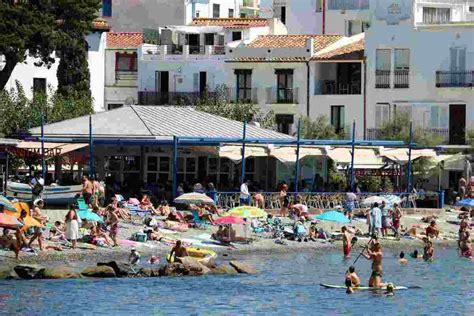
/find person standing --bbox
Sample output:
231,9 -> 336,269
91,177 -> 101,209
390,203 -> 402,238
370,203 -> 382,237
65,206 -> 82,249
177,183 -> 185,197
29,173 -> 44,204
107,206 -> 120,247
344,191 -> 357,221
341,226 -> 352,259
362,241 -> 385,288
279,184 -> 289,217
240,179 -> 251,206
380,201 -> 389,237
458,176 -> 467,200
27,199 -> 48,251
81,175 -> 93,206
207,182 -> 218,205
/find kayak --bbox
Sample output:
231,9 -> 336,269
167,247 -> 217,264
320,283 -> 410,290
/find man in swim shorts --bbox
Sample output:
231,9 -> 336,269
363,241 -> 385,288
169,240 -> 189,263
342,226 -> 352,259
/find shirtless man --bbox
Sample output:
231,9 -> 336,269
458,227 -> 472,258
345,265 -> 361,294
425,220 -> 440,239
169,240 -> 189,263
341,226 -> 352,259
28,200 -> 48,251
423,240 -> 434,261
82,175 -> 94,206
363,241 -> 384,288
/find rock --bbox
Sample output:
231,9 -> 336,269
201,258 -> 217,269
81,265 -> 116,278
158,263 -> 188,277
229,261 -> 257,274
38,266 -> 81,279
211,264 -> 238,275
97,261 -> 132,277
179,257 -> 211,275
13,264 -> 45,279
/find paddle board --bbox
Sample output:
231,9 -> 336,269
320,284 -> 410,290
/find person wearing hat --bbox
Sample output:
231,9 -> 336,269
28,199 -> 48,251
129,248 -> 141,266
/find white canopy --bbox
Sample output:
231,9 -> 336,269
270,146 -> 324,164
327,148 -> 383,167
165,25 -> 224,35
379,148 -> 437,164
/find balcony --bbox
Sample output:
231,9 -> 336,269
436,70 -> 473,88
394,69 -> 409,89
367,127 -> 450,144
115,70 -> 138,81
266,87 -> 299,104
141,44 -> 226,59
227,87 -> 259,104
138,91 -> 219,105
375,70 -> 391,89
315,81 -> 361,95
328,0 -> 369,10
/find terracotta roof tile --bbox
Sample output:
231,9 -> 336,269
92,18 -> 110,30
312,37 -> 364,60
247,35 -> 343,50
107,32 -> 143,49
191,18 -> 268,28
226,57 -> 307,63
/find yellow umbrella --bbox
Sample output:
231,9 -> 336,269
223,206 -> 267,218
5,205 -> 43,229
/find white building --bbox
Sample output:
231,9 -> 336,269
138,18 -> 287,105
262,0 -> 370,35
240,0 -> 261,17
100,0 -> 242,32
365,0 -> 474,145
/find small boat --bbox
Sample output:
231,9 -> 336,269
320,283 -> 411,290
6,181 -> 82,205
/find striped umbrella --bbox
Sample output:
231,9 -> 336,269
223,206 -> 267,218
174,193 -> 215,204
457,199 -> 474,208
384,195 -> 402,206
0,213 -> 23,229
0,196 -> 16,212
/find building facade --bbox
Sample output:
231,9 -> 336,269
365,0 -> 474,145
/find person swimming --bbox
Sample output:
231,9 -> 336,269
399,251 -> 408,264
385,283 -> 395,296
410,249 -> 420,259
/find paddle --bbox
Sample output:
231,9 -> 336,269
351,235 -> 375,266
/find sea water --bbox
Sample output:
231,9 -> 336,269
0,248 -> 472,315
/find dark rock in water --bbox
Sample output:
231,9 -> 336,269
13,264 -> 45,279
97,261 -> 132,277
81,266 -> 116,278
37,266 -> 81,279
229,261 -> 257,274
159,263 -> 188,276
211,264 -> 238,275
179,257 -> 211,275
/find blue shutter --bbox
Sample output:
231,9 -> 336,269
102,0 -> 112,17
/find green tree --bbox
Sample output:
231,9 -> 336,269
300,115 -> 344,139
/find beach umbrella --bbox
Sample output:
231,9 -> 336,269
213,216 -> 247,226
457,198 -> 474,208
384,195 -> 402,206
362,196 -> 389,207
0,196 -> 16,212
314,211 -> 350,224
13,202 -> 30,213
224,206 -> 267,218
174,193 -> 215,204
0,213 -> 24,229
4,208 -> 43,229
78,210 -> 104,223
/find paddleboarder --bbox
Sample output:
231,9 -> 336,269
362,241 -> 385,288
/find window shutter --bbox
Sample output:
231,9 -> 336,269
155,71 -> 161,92
440,107 -> 448,128
340,107 -> 345,128
115,52 -> 119,70
193,73 -> 199,92
450,47 -> 458,71
375,105 -> 382,128
430,106 -> 440,128
459,48 -> 466,71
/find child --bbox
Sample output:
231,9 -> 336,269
345,266 -> 360,294
385,283 -> 395,296
423,240 -> 434,261
399,251 -> 408,264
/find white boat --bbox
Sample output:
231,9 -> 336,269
6,181 -> 82,205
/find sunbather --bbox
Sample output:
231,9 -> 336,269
140,194 -> 156,213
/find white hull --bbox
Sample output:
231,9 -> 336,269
6,181 -> 82,205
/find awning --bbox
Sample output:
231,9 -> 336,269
379,148 -> 436,164
436,153 -> 469,171
327,148 -> 383,167
218,145 -> 268,162
16,141 -> 88,157
165,25 -> 224,34
270,146 -> 324,164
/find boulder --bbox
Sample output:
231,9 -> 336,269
229,261 -> 257,274
201,258 -> 217,269
97,261 -> 132,277
179,257 -> 211,275
81,265 -> 116,278
211,264 -> 238,275
38,266 -> 81,279
158,263 -> 188,277
13,264 -> 45,279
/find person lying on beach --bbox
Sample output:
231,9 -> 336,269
90,224 -> 113,246
425,220 -> 440,239
49,221 -> 67,242
167,209 -> 185,222
196,204 -> 214,224
206,204 -> 223,216
106,197 -> 130,221
140,194 -> 156,213
155,201 -> 170,217
169,240 -> 189,263
399,251 -> 408,264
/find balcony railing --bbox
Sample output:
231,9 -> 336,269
227,87 -> 258,104
115,70 -> 138,82
375,70 -> 391,88
436,70 -> 473,88
138,91 -> 219,106
188,45 -> 205,55
367,127 -> 450,144
266,87 -> 299,104
328,0 -> 369,10
394,69 -> 409,88
315,81 -> 361,95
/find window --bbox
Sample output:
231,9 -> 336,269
394,49 -> 410,88
375,49 -> 391,88
33,78 -> 46,96
195,10 -> 200,18
430,106 -> 448,128
276,69 -> 294,103
470,6 -> 474,13
375,103 -> 390,128
316,0 -> 323,12
102,0 -> 112,17
213,4 -> 220,18
115,52 -> 137,71
204,33 -> 214,46
235,69 -> 252,102
232,31 -> 242,41
281,6 -> 286,24
422,7 -> 450,24
276,114 -> 294,135
107,104 -> 123,111
229,8 -> 234,18
331,106 -> 345,134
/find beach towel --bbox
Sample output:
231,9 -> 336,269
128,198 -> 140,206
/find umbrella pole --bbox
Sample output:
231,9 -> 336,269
241,121 -> 247,184
41,114 -> 46,181
350,120 -> 356,192
89,115 -> 94,177
294,118 -> 301,194
172,136 -> 178,201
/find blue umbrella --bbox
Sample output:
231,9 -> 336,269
314,211 -> 350,224
78,210 -> 104,223
456,199 -> 474,208
0,196 -> 16,212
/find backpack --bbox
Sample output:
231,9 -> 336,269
32,182 -> 43,196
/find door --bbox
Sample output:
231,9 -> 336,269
449,104 -> 466,145
199,72 -> 207,94
156,71 -> 169,105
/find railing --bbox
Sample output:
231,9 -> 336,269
328,0 -> 369,10
375,70 -> 391,88
138,91 -> 218,105
216,192 -> 418,210
227,87 -> 259,104
188,45 -> 205,55
115,70 -> 138,82
212,45 -> 225,55
394,69 -> 409,88
266,87 -> 299,104
367,127 -> 449,143
315,81 -> 361,95
436,70 -> 473,88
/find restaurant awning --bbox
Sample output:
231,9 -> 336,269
270,146 -> 324,164
16,141 -> 88,157
218,145 -> 268,162
327,148 -> 383,167
379,148 -> 436,164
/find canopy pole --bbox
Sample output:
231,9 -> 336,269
294,118 -> 302,193
406,121 -> 413,194
241,121 -> 247,184
89,115 -> 94,177
4,151 -> 9,193
172,136 -> 178,201
349,120 -> 356,192
41,114 -> 46,180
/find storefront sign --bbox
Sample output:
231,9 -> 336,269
355,169 -> 402,177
